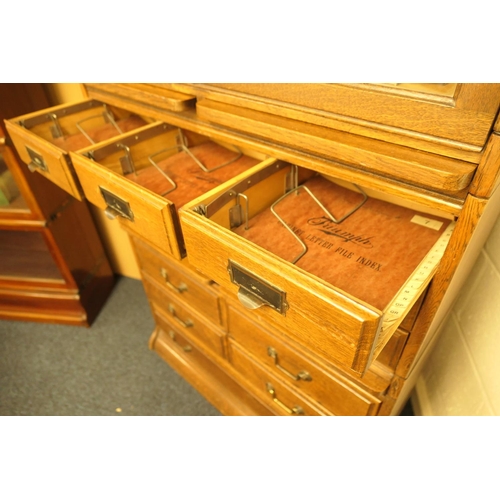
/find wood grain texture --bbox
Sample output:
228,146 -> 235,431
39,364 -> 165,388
192,83 -> 500,150
197,99 -> 477,194
133,236 -> 222,325
228,341 -> 332,416
70,149 -> 181,259
469,132 -> 500,198
219,286 -> 393,393
85,84 -> 467,216
226,302 -> 381,415
142,273 -> 226,358
396,194 -> 491,378
180,207 -> 382,375
6,119 -> 84,199
150,325 -> 274,416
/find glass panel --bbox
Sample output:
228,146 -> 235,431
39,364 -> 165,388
0,151 -> 29,212
0,230 -> 65,282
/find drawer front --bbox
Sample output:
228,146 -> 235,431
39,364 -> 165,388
153,309 -> 197,355
181,204 -> 381,375
144,275 -> 225,358
5,99 -> 149,200
70,122 -> 264,260
71,146 -> 183,259
227,303 -> 381,416
133,236 -> 221,325
191,83 -> 500,162
6,119 -> 83,200
228,341 -> 330,416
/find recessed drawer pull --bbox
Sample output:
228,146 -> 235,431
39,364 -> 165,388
168,304 -> 194,328
265,383 -> 304,415
160,268 -> 188,293
25,146 -> 49,173
99,187 -> 135,222
228,261 -> 288,315
267,347 -> 312,382
168,330 -> 192,352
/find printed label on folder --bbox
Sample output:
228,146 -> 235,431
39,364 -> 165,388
411,215 -> 444,231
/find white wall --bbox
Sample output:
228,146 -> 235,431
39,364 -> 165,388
413,214 -> 500,415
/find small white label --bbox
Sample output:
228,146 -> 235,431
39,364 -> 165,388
411,215 -> 443,231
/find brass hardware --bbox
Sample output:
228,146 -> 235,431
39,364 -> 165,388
25,146 -> 48,173
267,347 -> 312,382
266,383 -> 304,415
117,143 -> 135,175
49,113 -> 63,139
168,330 -> 192,352
228,260 -> 288,315
160,268 -> 188,293
192,204 -> 207,217
99,187 -> 134,222
229,192 -> 249,230
168,304 -> 193,328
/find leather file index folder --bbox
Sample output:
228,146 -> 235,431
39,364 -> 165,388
232,175 -> 454,313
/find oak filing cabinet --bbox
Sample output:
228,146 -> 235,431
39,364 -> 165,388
5,83 -> 500,415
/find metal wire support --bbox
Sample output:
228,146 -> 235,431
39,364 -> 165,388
75,105 -> 123,145
177,129 -> 243,173
271,172 -> 369,264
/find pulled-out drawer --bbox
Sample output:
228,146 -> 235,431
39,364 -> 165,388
144,274 -> 226,359
179,160 -> 456,375
5,99 -> 152,200
227,303 -> 381,416
133,236 -> 222,325
70,122 -> 263,259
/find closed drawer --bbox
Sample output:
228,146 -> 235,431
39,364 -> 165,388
192,83 -> 500,166
180,160 -> 455,375
70,122 -> 263,259
228,340 -> 330,416
153,307 -> 197,355
227,303 -> 381,416
144,275 -> 226,359
5,99 -> 151,200
133,236 -> 221,325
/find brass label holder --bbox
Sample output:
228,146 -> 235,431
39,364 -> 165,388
228,260 -> 288,315
99,186 -> 134,221
26,146 -> 49,173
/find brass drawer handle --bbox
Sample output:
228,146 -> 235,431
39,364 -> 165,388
104,207 -> 120,220
168,304 -> 193,328
266,383 -> 304,415
160,268 -> 188,293
267,347 -> 312,382
168,330 -> 192,352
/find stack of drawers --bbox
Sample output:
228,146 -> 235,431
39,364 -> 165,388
131,234 -> 414,416
6,83 -> 500,415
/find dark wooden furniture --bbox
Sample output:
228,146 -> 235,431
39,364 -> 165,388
0,84 -> 114,326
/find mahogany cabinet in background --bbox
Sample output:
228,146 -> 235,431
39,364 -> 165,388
0,84 -> 114,326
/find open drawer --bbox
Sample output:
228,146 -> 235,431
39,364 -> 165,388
5,99 -> 152,200
179,160 -> 456,375
70,122 -> 264,259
